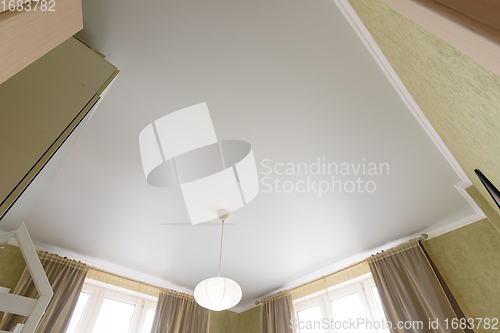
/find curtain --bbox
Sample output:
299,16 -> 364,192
261,293 -> 294,333
0,251 -> 87,333
151,290 -> 209,333
260,261 -> 371,333
369,240 -> 470,333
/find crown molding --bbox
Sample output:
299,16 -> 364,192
334,0 -> 472,185
243,205 -> 484,311
7,238 -> 195,297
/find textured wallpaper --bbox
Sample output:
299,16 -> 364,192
209,307 -> 260,333
0,244 -> 27,318
423,220 -> 500,330
349,0 -> 500,227
0,244 -> 26,292
236,307 -> 260,333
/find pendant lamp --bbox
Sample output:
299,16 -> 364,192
194,210 -> 242,311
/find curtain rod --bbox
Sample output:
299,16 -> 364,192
86,266 -> 163,290
86,266 -> 196,299
255,234 -> 428,305
37,249 -> 193,298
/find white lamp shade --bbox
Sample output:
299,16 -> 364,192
194,277 -> 242,311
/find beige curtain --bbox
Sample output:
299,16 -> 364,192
369,240 -> 468,333
0,251 -> 87,333
261,293 -> 294,333
151,290 -> 209,333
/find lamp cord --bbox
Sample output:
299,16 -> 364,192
218,220 -> 225,277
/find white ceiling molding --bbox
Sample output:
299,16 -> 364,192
243,209 -> 482,313
6,238 -> 196,297
0,224 -> 52,333
334,0 -> 470,183
333,0 -> 485,220
139,103 -> 260,224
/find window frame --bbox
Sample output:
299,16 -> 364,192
292,274 -> 388,333
68,279 -> 158,333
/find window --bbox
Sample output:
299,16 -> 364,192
293,274 -> 389,333
92,298 -> 136,333
66,279 -> 158,333
140,309 -> 156,333
370,286 -> 385,321
297,305 -> 323,333
330,292 -> 369,333
66,292 -> 90,333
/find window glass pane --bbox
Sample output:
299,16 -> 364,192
92,298 -> 135,333
371,286 -> 386,319
330,292 -> 368,333
66,292 -> 90,333
141,309 -> 156,333
371,286 -> 390,333
297,305 -> 323,333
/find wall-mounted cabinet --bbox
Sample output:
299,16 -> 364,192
0,36 -> 119,221
0,0 -> 84,85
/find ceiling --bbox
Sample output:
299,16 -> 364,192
0,0 -> 480,311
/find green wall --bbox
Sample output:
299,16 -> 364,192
423,185 -> 500,329
349,0 -> 500,227
209,310 -> 238,333
0,244 -> 27,318
423,219 -> 500,332
209,306 -> 260,333
0,244 -> 26,292
236,307 -> 260,333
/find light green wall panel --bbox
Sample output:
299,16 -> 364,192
209,307 -> 260,333
423,220 -> 500,331
0,36 -> 118,218
348,0 -> 500,226
209,310 -> 238,333
236,307 -> 260,333
0,244 -> 26,292
0,244 -> 27,318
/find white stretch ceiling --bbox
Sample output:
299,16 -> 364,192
1,0 -> 481,311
